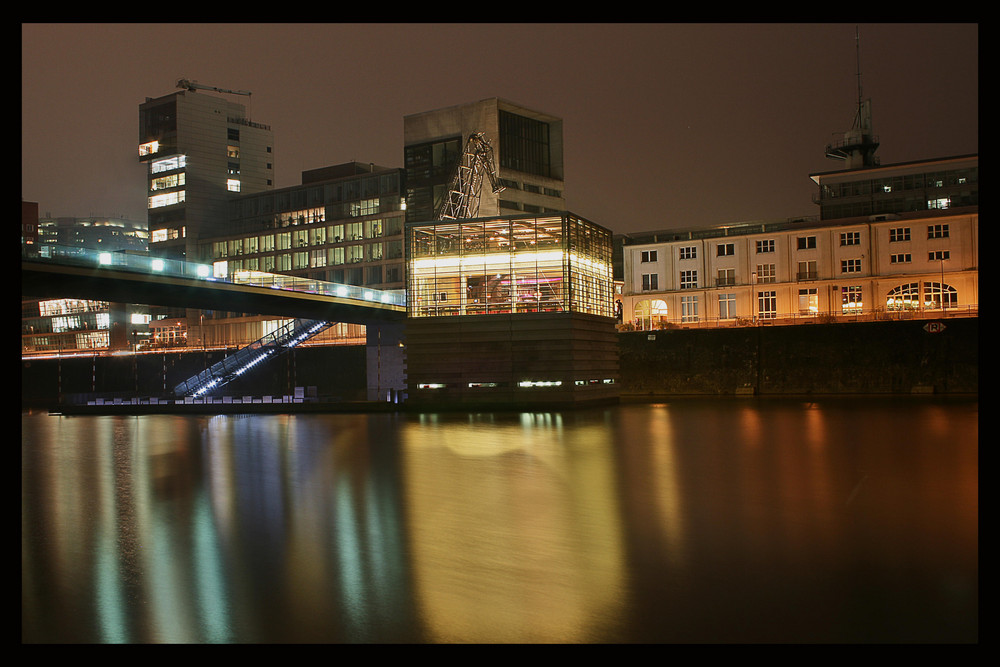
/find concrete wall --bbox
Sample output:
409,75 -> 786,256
405,311 -> 620,408
22,345 -> 367,408
619,317 -> 978,396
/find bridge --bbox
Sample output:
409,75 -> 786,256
21,247 -> 406,323
23,247 -> 407,399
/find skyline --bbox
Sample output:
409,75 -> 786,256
22,23 -> 978,235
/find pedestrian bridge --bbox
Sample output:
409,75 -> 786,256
21,246 -> 406,323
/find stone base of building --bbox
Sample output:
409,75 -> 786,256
405,311 -> 620,408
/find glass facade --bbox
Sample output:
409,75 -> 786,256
407,213 -> 613,319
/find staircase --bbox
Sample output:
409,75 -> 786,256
173,319 -> 333,398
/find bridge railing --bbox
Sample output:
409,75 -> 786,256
27,245 -> 406,307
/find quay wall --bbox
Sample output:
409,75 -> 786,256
22,317 -> 977,409
22,345 -> 367,409
619,317 -> 978,397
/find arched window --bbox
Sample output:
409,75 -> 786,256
922,282 -> 958,309
886,283 -> 920,310
634,299 -> 668,330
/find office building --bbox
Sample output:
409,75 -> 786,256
138,81 -> 274,261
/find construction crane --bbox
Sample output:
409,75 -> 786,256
438,133 -> 505,220
176,78 -> 252,97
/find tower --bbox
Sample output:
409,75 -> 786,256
403,98 -> 565,223
138,80 -> 274,261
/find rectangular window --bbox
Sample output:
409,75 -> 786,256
797,236 -> 817,250
640,250 -> 658,263
841,258 -> 862,273
756,239 -> 774,253
840,231 -> 861,246
717,268 -> 735,286
310,249 -> 327,268
758,290 -> 777,319
756,264 -> 776,283
641,273 -> 658,291
717,243 -> 735,257
889,227 -> 911,242
841,286 -> 863,314
798,288 -> 818,314
797,260 -> 817,280
929,250 -> 950,261
679,270 -> 697,289
718,293 -> 736,319
928,224 -> 950,239
890,253 -> 912,264
681,295 -> 699,322
679,246 -> 697,260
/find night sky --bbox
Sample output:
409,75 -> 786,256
21,23 -> 978,235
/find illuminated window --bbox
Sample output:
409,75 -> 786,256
138,140 -> 159,156
885,283 -> 920,310
227,145 -> 240,158
798,288 -> 818,314
841,286 -> 863,314
227,179 -> 241,192
151,173 -> 185,191
923,282 -> 957,309
149,191 -> 185,208
150,155 -> 186,173
757,290 -> 776,319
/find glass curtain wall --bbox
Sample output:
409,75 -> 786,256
407,213 -> 613,318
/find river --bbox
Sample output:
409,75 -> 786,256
21,398 -> 978,643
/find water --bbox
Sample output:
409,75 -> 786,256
21,398 -> 978,643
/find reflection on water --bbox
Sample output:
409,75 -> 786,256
21,398 -> 978,643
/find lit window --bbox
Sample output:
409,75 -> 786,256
757,290 -> 776,319
138,140 -> 159,156
227,179 -> 241,192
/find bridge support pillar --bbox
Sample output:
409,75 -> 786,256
366,321 -> 407,403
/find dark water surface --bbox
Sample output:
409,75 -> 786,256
22,398 -> 978,643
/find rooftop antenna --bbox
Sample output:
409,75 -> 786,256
824,25 -> 879,169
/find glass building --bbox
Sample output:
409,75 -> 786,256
404,212 -> 619,407
406,212 -> 614,319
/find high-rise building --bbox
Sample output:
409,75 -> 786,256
138,81 -> 274,261
403,98 -> 565,223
